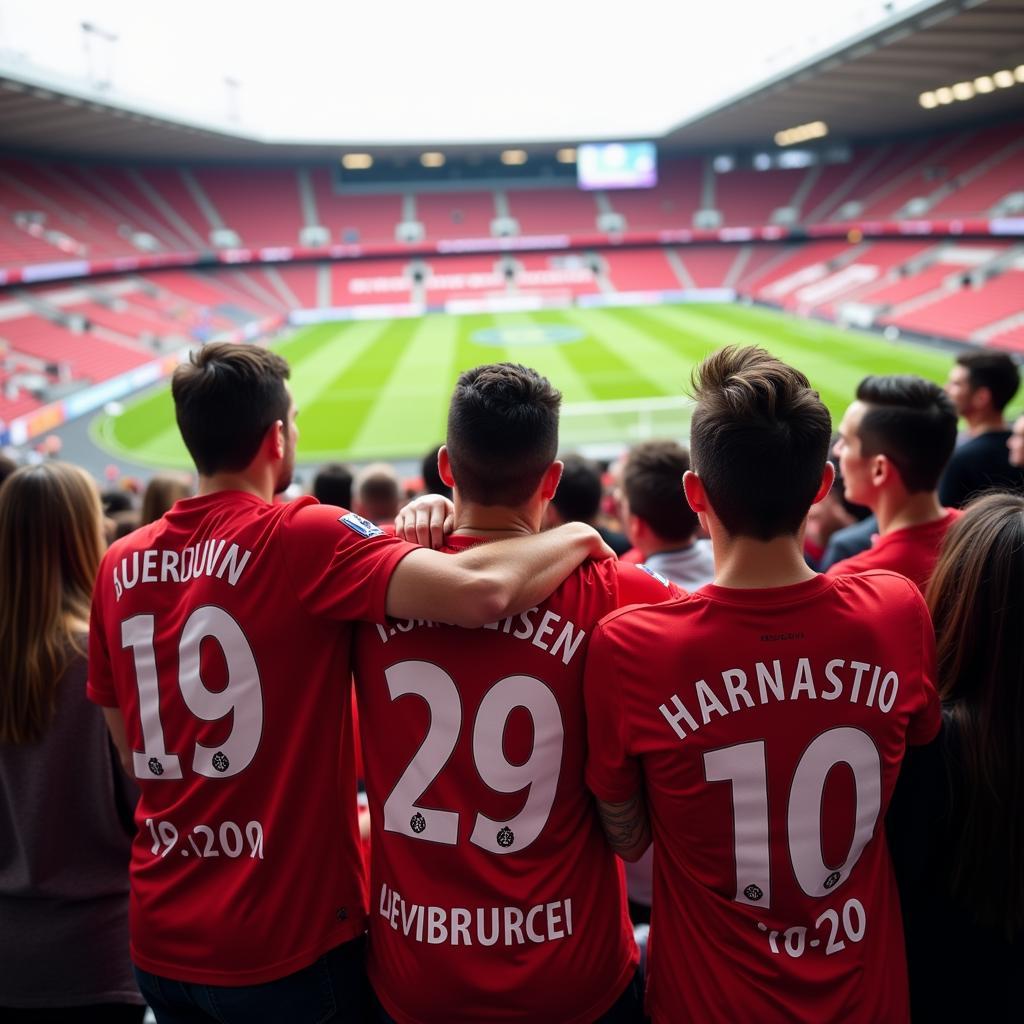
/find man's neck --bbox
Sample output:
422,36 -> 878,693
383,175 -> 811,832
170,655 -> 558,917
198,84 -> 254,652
197,472 -> 273,503
965,411 -> 1006,438
711,534 -> 817,590
874,489 -> 946,534
450,502 -> 540,540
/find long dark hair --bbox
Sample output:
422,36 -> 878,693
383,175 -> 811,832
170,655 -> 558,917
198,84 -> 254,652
0,463 -> 104,744
927,491 -> 1024,936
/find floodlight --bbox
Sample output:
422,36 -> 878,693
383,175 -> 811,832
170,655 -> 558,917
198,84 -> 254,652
993,70 -> 1015,88
556,148 -> 577,163
341,153 -> 373,170
919,91 -> 938,108
1015,65 -> 1024,83
420,152 -> 445,168
951,81 -> 974,101
501,150 -> 528,166
935,87 -> 954,104
974,76 -> 995,94
773,121 -> 828,146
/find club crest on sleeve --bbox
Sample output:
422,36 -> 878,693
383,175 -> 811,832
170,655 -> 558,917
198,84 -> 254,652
636,563 -> 671,587
339,512 -> 384,539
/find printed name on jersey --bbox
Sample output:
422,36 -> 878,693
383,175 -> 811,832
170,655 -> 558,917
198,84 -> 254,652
374,607 -> 587,666
340,512 -> 385,539
379,881 -> 574,947
112,541 -> 253,600
636,563 -> 671,587
659,655 -> 901,741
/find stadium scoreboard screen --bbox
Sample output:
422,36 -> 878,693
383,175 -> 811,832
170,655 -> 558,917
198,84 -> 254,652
577,142 -> 657,190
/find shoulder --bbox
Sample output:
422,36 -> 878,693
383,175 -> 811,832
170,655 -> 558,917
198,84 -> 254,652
833,568 -> 925,614
102,519 -> 162,562
594,588 -> 698,640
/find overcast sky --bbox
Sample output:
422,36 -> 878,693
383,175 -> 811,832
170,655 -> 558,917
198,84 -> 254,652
0,0 -> 929,143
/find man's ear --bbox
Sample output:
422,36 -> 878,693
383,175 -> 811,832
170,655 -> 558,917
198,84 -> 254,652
870,454 -> 891,488
265,419 -> 285,461
811,461 -> 836,505
683,470 -> 706,513
540,461 -> 563,501
438,445 -> 455,487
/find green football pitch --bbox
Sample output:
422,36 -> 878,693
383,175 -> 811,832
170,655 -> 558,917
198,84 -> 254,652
90,303 -> 954,468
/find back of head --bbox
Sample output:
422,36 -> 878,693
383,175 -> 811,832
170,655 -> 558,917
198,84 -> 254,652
354,462 -> 401,523
690,345 -> 832,540
550,454 -> 602,524
172,342 -> 291,477
856,375 -> 957,493
313,462 -> 354,508
623,440 -> 698,542
446,363 -> 561,506
141,472 -> 193,525
956,350 -> 1020,413
0,462 -> 104,744
926,490 -> 1024,933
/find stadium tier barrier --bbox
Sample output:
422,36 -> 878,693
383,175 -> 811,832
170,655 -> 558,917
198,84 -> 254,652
1,218 -> 1023,290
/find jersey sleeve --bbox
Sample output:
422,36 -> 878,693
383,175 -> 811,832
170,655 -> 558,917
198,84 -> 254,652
905,582 -> 941,746
86,555 -> 118,707
280,504 -> 418,624
584,614 -> 643,803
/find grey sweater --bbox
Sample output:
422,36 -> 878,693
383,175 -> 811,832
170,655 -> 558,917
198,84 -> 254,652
0,649 -> 143,1007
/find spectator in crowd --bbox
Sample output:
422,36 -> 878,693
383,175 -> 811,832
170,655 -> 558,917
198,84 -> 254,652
0,463 -> 143,1022
101,488 -> 134,517
0,452 -> 16,489
89,342 -> 610,1024
619,439 -> 715,925
546,453 -> 631,556
622,439 -> 714,592
141,472 -> 193,525
889,491 -> 1023,1021
354,462 -> 401,525
827,375 -> 959,591
312,462 -> 354,509
1007,412 -> 1024,468
420,444 -> 452,500
807,442 -> 873,569
940,350 -> 1024,507
354,363 -> 674,1024
584,346 -> 939,1024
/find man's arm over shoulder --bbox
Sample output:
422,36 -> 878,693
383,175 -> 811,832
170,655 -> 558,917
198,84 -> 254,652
583,613 -> 651,860
385,523 -> 614,628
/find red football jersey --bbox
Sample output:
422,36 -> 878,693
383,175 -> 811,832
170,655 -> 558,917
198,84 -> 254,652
353,538 -> 678,1024
585,571 -> 940,1024
87,492 -> 415,985
826,509 -> 962,592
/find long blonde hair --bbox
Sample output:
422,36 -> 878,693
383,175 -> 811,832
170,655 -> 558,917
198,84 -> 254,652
0,462 -> 104,744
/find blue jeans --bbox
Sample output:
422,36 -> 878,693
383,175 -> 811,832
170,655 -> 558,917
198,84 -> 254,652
135,937 -> 368,1024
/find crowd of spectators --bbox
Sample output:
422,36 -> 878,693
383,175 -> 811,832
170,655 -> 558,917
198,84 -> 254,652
0,340 -> 1020,1023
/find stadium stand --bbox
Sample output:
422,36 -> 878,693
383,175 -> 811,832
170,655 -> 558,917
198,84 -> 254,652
506,188 -> 600,234
416,191 -> 497,240
191,167 -> 305,248
602,249 -> 682,292
605,159 -> 703,230
885,270 -> 1024,341
309,169 -> 402,244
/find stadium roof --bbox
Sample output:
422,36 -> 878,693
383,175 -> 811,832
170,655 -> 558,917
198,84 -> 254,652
0,0 -> 1020,161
